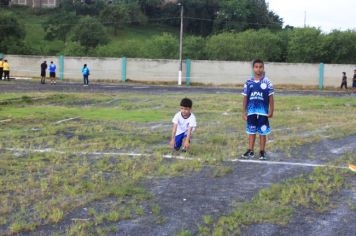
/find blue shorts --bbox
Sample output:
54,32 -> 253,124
174,132 -> 188,150
246,114 -> 270,135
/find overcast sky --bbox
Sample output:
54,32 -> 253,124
267,0 -> 356,32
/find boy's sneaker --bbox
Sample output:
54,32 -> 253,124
241,149 -> 254,159
259,151 -> 267,160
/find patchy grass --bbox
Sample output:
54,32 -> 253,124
190,165 -> 351,236
0,92 -> 355,234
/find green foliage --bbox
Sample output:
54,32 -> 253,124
321,30 -> 356,64
0,12 -> 30,54
71,16 -> 109,49
73,0 -> 106,16
62,42 -> 87,56
43,11 -> 77,41
148,33 -> 179,59
205,29 -> 282,61
183,36 -> 206,59
287,27 -> 324,63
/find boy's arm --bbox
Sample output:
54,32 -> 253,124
183,127 -> 194,149
268,95 -> 274,118
242,95 -> 247,121
169,123 -> 178,148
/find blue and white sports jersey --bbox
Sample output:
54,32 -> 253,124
242,77 -> 274,116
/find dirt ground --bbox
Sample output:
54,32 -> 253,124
0,80 -> 354,97
1,80 -> 355,236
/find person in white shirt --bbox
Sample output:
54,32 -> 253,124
169,98 -> 197,152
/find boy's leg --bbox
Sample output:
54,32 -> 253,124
259,135 -> 267,151
257,116 -> 270,160
249,134 -> 256,150
241,115 -> 257,158
174,133 -> 185,151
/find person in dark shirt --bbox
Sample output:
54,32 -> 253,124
340,72 -> 347,89
40,61 -> 47,84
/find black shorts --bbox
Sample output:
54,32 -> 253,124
41,71 -> 46,77
50,72 -> 56,78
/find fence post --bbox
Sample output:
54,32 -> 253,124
59,55 -> 64,81
185,59 -> 191,86
319,63 -> 324,90
121,57 -> 126,82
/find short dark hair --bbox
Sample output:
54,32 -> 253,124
180,98 -> 193,108
253,59 -> 264,67
84,64 -> 87,67
343,72 -> 346,75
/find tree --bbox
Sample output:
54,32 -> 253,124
100,3 -> 147,35
43,11 -> 77,41
205,33 -> 239,60
0,13 -> 30,54
183,36 -> 206,59
321,30 -> 356,64
71,16 -> 109,50
148,33 -> 179,59
287,28 -> 324,63
72,0 -> 106,16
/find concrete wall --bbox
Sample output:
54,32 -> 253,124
324,64 -> 355,87
7,55 -> 59,78
63,57 -> 121,81
126,58 -> 182,82
3,55 -> 356,87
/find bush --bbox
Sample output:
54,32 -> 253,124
71,16 -> 109,50
148,33 -> 179,59
287,27 -> 324,63
183,36 -> 206,60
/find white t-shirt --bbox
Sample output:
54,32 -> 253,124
172,112 -> 197,136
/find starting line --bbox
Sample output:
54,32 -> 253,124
54,117 -> 80,124
5,147 -> 348,169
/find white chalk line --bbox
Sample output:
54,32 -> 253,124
0,119 -> 12,123
4,147 -> 347,169
54,117 -> 80,124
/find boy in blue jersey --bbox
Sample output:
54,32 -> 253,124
82,64 -> 90,86
49,61 -> 57,85
241,59 -> 274,160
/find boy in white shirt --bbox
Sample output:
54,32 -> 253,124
169,98 -> 197,151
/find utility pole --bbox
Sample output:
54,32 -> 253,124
178,2 -> 184,86
304,10 -> 307,28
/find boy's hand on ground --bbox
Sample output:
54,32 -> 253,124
183,140 -> 190,150
242,113 -> 247,121
169,139 -> 175,149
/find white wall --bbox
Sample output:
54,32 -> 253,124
3,55 -> 356,87
63,57 -> 121,81
126,58 -> 182,82
324,64 -> 356,87
7,55 -> 58,78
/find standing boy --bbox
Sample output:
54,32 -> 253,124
169,98 -> 197,152
3,60 -> 10,81
241,59 -> 274,160
82,64 -> 90,86
49,61 -> 57,85
340,72 -> 347,89
40,61 -> 47,84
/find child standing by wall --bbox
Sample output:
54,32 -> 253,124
169,98 -> 197,152
241,59 -> 274,160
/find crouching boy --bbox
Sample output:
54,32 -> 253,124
169,98 -> 197,152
